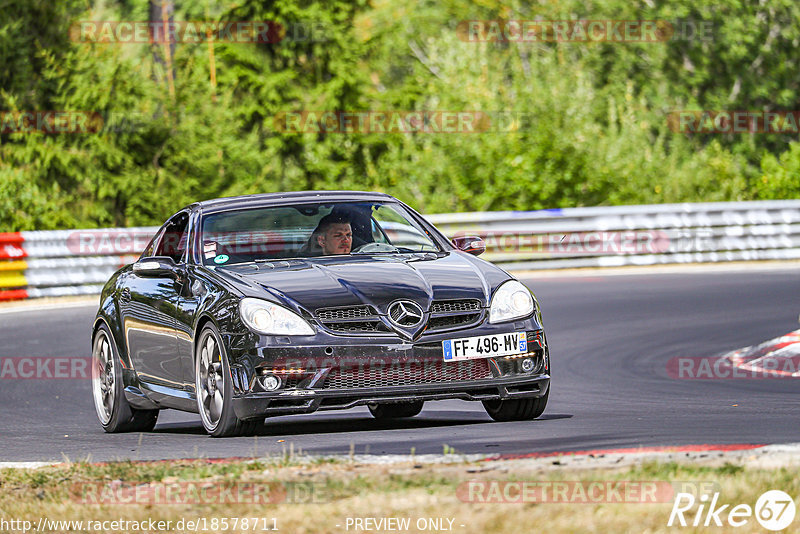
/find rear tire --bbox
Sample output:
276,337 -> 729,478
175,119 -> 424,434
482,389 -> 549,422
195,323 -> 259,437
92,324 -> 159,433
368,401 -> 424,419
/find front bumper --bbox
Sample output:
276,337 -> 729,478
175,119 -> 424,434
229,324 -> 550,420
233,373 -> 550,420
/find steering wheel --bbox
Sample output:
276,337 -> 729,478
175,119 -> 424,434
351,242 -> 398,254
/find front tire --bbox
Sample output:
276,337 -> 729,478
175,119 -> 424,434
92,324 -> 158,433
482,389 -> 549,422
368,401 -> 424,419
195,324 -> 258,437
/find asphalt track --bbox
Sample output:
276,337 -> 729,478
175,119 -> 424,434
1,267 -> 798,462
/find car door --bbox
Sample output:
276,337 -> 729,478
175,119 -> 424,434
124,212 -> 190,389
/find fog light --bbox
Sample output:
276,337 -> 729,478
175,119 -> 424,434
521,358 -> 535,372
260,374 -> 281,391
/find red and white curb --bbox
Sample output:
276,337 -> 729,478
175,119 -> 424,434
723,328 -> 800,378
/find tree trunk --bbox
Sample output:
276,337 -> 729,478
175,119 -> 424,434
149,0 -> 176,97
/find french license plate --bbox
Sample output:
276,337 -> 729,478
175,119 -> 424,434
442,332 -> 527,362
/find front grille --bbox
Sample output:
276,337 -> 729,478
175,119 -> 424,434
427,313 -> 482,330
316,300 -> 486,335
315,305 -> 389,334
325,321 -> 388,333
322,358 -> 492,389
430,299 -> 481,314
316,305 -> 375,321
426,299 -> 483,332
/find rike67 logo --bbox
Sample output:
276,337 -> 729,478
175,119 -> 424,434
668,490 -> 796,531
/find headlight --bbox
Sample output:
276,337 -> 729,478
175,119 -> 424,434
489,280 -> 534,324
239,298 -> 315,335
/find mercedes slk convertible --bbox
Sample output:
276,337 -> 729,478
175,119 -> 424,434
91,191 -> 551,436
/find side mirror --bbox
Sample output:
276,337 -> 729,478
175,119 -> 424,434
451,236 -> 486,256
133,256 -> 178,276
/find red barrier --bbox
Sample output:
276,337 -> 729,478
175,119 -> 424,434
0,232 -> 23,243
0,289 -> 29,301
0,232 -> 26,260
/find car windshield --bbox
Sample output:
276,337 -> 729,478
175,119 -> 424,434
200,201 -> 441,265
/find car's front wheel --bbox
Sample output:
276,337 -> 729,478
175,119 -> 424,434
368,401 -> 424,419
482,389 -> 549,422
195,323 -> 259,437
92,324 -> 159,433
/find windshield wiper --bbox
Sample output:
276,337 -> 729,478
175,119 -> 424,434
351,244 -> 441,255
351,243 -> 400,254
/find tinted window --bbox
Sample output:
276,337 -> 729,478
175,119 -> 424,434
139,228 -> 163,260
155,212 -> 190,262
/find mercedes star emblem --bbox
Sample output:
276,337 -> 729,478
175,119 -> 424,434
388,300 -> 424,327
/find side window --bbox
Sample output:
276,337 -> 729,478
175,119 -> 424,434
155,212 -> 190,262
370,218 -> 390,244
139,228 -> 163,260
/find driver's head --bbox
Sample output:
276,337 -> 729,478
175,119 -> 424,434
315,214 -> 352,255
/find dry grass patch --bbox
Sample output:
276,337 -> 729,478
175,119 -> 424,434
0,457 -> 797,533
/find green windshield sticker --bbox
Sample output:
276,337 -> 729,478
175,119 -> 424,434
214,254 -> 229,264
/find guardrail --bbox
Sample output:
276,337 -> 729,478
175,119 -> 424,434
0,229 -> 149,300
432,200 -> 800,269
1,200 -> 798,301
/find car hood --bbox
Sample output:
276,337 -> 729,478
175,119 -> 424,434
213,252 -> 511,318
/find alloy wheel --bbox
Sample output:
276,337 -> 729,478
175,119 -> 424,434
196,331 -> 224,430
91,331 -> 115,424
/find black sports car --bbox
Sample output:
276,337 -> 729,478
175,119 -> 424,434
91,191 -> 551,436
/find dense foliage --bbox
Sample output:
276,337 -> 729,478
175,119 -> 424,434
0,0 -> 798,230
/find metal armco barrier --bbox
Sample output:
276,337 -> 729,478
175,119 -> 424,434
1,200 -> 798,301
430,200 -> 800,270
0,228 -> 152,301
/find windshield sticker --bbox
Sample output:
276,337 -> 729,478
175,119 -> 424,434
213,254 -> 229,264
203,242 -> 218,259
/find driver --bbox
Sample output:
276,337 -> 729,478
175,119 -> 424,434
314,213 -> 352,255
